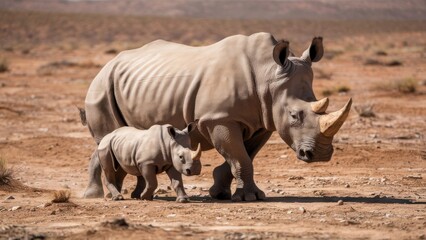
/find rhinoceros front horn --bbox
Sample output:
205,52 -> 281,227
319,98 -> 352,137
191,143 -> 202,160
311,97 -> 329,113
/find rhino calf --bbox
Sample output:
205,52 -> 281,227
97,122 -> 202,203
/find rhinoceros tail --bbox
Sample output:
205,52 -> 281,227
77,106 -> 87,126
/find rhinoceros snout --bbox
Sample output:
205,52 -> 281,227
297,147 -> 314,162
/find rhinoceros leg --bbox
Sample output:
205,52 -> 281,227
83,150 -> 104,198
166,167 -> 190,203
131,176 -> 146,199
209,129 -> 272,200
139,165 -> 158,200
201,121 -> 265,202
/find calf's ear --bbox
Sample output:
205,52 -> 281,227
167,126 -> 176,139
185,120 -> 199,133
301,37 -> 324,63
273,40 -> 290,66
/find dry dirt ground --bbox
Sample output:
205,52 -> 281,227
0,10 -> 426,239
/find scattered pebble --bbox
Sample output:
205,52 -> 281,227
6,195 -> 15,200
345,184 -> 350,188
167,214 -> 176,218
299,207 -> 306,213
337,200 -> 344,205
10,206 -> 21,211
385,213 -> 393,218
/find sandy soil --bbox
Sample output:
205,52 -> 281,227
0,10 -> 425,239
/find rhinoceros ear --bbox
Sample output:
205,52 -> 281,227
184,120 -> 199,133
167,126 -> 176,139
302,37 -> 324,63
273,40 -> 290,66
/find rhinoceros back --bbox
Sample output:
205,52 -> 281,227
85,33 -> 277,143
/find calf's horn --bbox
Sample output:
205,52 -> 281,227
311,97 -> 329,113
319,98 -> 352,137
191,143 -> 202,160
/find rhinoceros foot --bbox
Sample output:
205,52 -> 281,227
176,196 -> 190,203
231,187 -> 266,202
209,185 -> 232,200
83,185 -> 104,198
111,194 -> 124,201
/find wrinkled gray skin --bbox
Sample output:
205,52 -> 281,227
83,32 -> 351,201
97,123 -> 201,202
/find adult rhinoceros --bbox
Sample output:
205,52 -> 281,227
83,32 -> 351,201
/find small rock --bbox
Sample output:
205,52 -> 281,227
11,206 -> 21,211
6,196 -> 15,200
287,210 -> 293,214
345,184 -> 350,188
279,155 -> 288,159
299,207 -> 306,213
50,210 -> 56,215
38,202 -> 52,208
123,206 -> 128,209
167,214 -> 176,218
30,207 -> 36,212
403,175 -> 422,180
61,184 -> 70,189
385,213 -> 392,218
337,200 -> 344,205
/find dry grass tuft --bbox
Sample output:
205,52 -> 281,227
396,78 -> 417,93
0,57 -> 9,73
0,158 -> 14,185
52,190 -> 71,203
355,104 -> 376,118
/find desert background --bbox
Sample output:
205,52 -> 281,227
0,0 -> 425,239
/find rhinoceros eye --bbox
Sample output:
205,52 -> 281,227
179,155 -> 185,163
289,109 -> 304,126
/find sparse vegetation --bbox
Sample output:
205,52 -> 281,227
37,60 -> 102,76
337,85 -> 351,93
322,89 -> 333,97
396,78 -> 417,93
355,104 -> 376,118
364,58 -> 382,66
385,60 -> 403,67
375,50 -> 388,56
52,190 -> 71,203
0,57 -> 9,73
0,158 -> 14,185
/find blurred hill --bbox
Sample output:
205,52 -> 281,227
1,0 -> 426,20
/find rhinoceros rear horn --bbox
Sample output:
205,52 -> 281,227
191,143 -> 202,160
311,97 -> 329,114
319,98 -> 352,137
273,40 -> 290,66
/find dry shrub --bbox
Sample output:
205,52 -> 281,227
337,85 -> 350,93
355,104 -> 376,118
52,190 -> 71,203
375,50 -> 388,56
105,48 -> 118,54
396,78 -> 417,93
363,58 -> 382,66
0,57 -> 9,73
322,89 -> 333,97
0,158 -> 14,185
